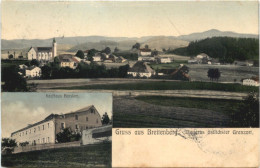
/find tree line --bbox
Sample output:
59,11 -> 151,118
170,37 -> 259,63
41,61 -> 130,79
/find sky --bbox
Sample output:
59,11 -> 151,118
1,1 -> 259,40
1,92 -> 112,138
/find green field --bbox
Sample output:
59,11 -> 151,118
55,81 -> 258,93
2,143 -> 111,168
150,60 -> 187,70
135,96 -> 241,115
113,96 -> 244,128
113,113 -> 211,128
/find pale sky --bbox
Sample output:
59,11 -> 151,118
1,1 -> 258,40
1,93 -> 112,138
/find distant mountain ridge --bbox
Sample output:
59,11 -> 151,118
178,29 -> 258,41
2,29 -> 258,50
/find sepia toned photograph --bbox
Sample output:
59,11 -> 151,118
1,93 -> 112,167
1,1 -> 259,127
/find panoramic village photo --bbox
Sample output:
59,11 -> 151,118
1,93 -> 112,167
1,1 -> 259,128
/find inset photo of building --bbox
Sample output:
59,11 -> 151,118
1,92 -> 112,167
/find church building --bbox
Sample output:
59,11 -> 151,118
27,38 -> 57,63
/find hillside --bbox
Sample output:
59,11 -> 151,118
171,37 -> 259,62
178,29 -> 258,41
2,29 -> 258,51
140,36 -> 189,50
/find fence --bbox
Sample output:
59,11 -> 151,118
13,141 -> 81,154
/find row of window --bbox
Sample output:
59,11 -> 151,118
60,123 -> 98,130
32,137 -> 50,145
14,123 -> 50,137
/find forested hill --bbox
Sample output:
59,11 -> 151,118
170,37 -> 259,63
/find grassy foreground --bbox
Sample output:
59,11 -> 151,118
135,96 -> 242,115
2,143 -> 111,168
55,81 -> 258,93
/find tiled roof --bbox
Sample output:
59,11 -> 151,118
128,61 -> 154,73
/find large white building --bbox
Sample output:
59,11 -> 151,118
27,38 -> 57,62
11,105 -> 102,145
243,77 -> 259,86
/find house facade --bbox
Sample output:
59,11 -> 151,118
127,61 -> 155,78
59,54 -> 80,69
139,48 -> 152,56
25,66 -> 42,78
158,57 -> 172,63
11,105 -> 102,145
243,77 -> 259,86
27,38 -> 57,62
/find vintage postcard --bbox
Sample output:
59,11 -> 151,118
1,0 -> 259,167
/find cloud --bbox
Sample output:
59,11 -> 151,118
2,101 -> 49,138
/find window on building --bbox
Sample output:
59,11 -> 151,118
47,137 -> 50,143
86,117 -> 88,121
42,138 -> 45,143
34,128 -> 36,133
75,125 -> 78,129
96,119 -> 98,124
75,115 -> 78,120
19,133 -> 21,137
29,129 -> 31,134
42,125 -> 44,130
38,139 -> 40,143
38,126 -> 40,131
26,131 -> 27,135
48,123 -> 49,128
61,123 -> 65,129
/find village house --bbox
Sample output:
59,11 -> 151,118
115,56 -> 127,63
10,105 -> 102,146
83,50 -> 89,57
242,76 -> 259,86
127,61 -> 155,78
93,55 -> 102,62
59,54 -> 80,69
27,38 -> 57,63
158,57 -> 172,63
139,48 -> 152,56
25,66 -> 42,78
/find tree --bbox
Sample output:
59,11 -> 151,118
132,43 -> 140,49
2,65 -> 29,92
207,68 -> 221,81
103,47 -> 111,55
56,128 -> 81,143
114,47 -> 119,53
151,50 -> 159,56
145,44 -> 149,49
2,138 -> 17,149
231,92 -> 259,127
19,141 -> 29,147
8,54 -> 14,59
75,50 -> 85,59
56,128 -> 72,143
41,65 -> 52,79
30,59 -> 40,67
102,112 -> 110,125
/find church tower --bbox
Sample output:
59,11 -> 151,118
52,38 -> 57,58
